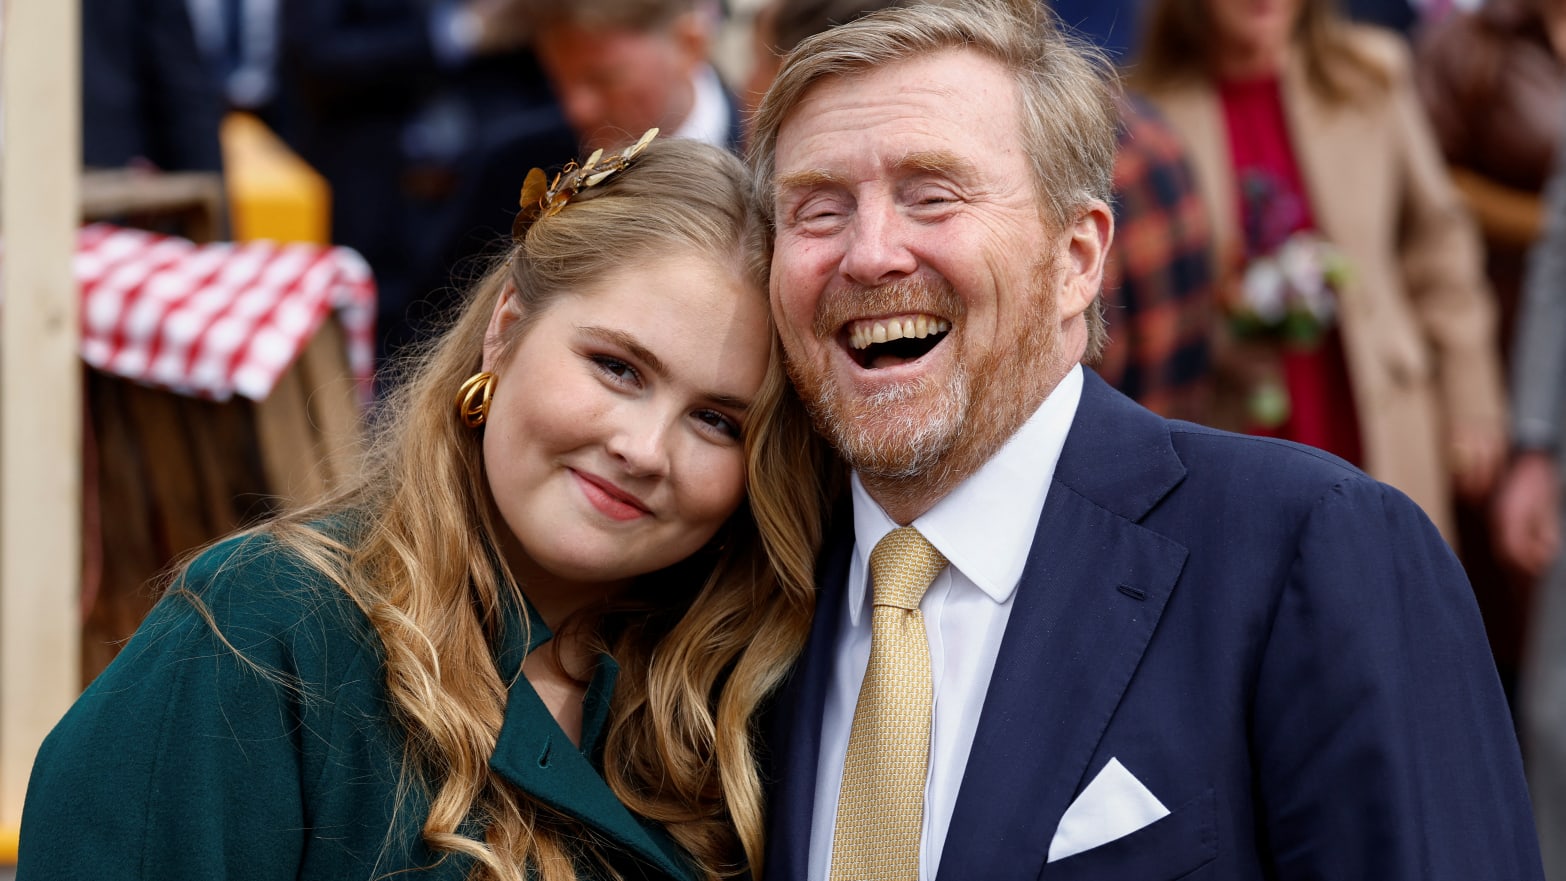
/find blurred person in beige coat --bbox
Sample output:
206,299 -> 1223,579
1132,0 -> 1507,542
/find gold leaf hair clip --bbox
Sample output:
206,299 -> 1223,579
511,127 -> 660,241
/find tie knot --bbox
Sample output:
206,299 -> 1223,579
868,527 -> 948,611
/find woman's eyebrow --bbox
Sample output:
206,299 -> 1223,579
582,326 -> 667,377
580,325 -> 752,411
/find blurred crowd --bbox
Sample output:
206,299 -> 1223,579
81,0 -> 1566,872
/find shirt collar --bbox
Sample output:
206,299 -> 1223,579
671,64 -> 730,148
847,365 -> 1083,625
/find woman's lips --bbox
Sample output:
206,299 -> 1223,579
572,470 -> 651,521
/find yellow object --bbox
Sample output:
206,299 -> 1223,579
831,527 -> 948,880
220,112 -> 331,244
2,824 -> 17,863
455,371 -> 497,428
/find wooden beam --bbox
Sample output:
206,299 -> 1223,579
1,0 -> 82,845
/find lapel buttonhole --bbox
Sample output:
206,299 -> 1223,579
1117,584 -> 1147,601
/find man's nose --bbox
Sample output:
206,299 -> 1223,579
840,199 -> 917,287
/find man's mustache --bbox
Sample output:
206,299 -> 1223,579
810,276 -> 965,340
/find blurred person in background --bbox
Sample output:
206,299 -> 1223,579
1095,93 -> 1217,423
84,0 -> 225,173
1417,0 -> 1566,367
741,0 -> 907,115
1497,115 -> 1566,881
1415,0 -> 1566,712
530,0 -> 741,153
185,0 -> 285,126
1046,0 -> 1220,422
18,137 -> 833,881
1133,0 -> 1507,543
283,0 -> 577,373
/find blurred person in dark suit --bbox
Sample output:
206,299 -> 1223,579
185,0 -> 303,140
531,0 -> 741,152
282,0 -> 577,373
84,0 -> 225,172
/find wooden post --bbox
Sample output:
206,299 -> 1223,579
1,0 -> 82,852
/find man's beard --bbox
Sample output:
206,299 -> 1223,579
785,261 -> 1063,485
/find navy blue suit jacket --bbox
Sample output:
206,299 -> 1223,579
766,370 -> 1544,880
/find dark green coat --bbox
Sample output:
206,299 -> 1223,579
17,533 -> 698,881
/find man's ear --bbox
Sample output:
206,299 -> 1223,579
481,283 -> 525,373
1056,200 -> 1114,322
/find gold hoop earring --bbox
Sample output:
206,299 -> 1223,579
456,372 -> 497,428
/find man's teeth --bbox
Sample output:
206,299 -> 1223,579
849,315 -> 951,350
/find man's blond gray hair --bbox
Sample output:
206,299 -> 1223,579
746,0 -> 1119,358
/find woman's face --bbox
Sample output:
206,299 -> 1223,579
1204,0 -> 1304,63
480,252 -> 770,594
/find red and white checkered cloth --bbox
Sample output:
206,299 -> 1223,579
75,223 -> 376,401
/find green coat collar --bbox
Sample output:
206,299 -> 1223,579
488,591 -> 697,881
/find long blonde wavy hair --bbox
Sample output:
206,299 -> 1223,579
250,139 -> 832,880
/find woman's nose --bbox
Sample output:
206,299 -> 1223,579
605,413 -> 672,478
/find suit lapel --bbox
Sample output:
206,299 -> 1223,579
936,372 -> 1189,881
765,505 -> 855,881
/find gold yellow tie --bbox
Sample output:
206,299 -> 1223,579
830,527 -> 949,881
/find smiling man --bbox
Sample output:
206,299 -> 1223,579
748,2 -> 1545,880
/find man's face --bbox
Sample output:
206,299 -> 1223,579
536,22 -> 701,151
768,49 -> 1102,488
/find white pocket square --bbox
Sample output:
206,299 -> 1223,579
1047,757 -> 1171,863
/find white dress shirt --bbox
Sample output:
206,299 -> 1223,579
808,365 -> 1085,880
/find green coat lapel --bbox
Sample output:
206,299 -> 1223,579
487,592 -> 697,881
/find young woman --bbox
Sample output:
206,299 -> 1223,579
16,136 -> 834,881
